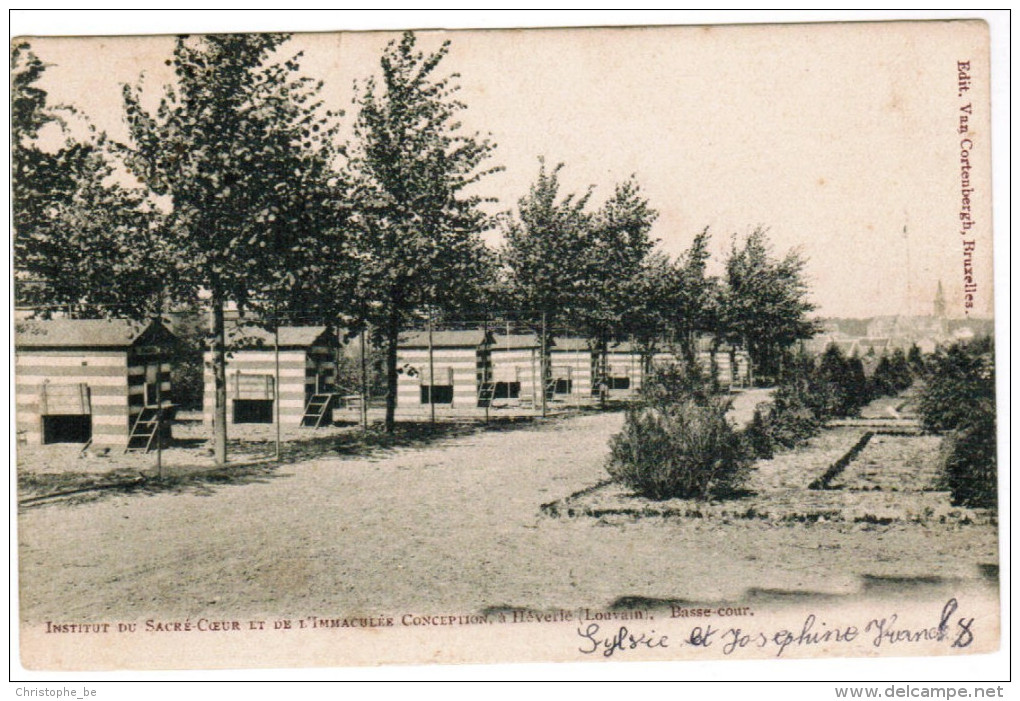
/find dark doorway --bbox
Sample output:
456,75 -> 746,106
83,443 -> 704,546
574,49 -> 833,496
42,415 -> 92,444
609,376 -> 631,390
493,381 -> 521,399
420,385 -> 454,404
233,399 -> 274,424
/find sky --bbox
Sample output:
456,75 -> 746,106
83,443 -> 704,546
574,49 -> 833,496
11,13 -> 999,320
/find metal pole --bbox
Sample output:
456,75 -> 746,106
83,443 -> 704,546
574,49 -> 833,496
427,312 -> 435,426
274,319 -> 281,463
360,325 -> 369,432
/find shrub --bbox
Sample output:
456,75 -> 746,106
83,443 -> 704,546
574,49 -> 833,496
639,358 -> 712,410
872,348 -> 913,397
940,410 -> 997,508
607,397 -> 751,500
919,338 -> 995,432
745,405 -> 775,459
744,379 -> 822,457
919,337 -> 997,509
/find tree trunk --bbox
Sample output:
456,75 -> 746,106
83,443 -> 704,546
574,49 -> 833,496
384,310 -> 400,433
210,292 -> 228,465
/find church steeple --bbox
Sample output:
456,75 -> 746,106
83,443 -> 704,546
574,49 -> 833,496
934,280 -> 946,318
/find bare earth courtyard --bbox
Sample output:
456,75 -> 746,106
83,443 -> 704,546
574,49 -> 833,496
17,400 -> 997,626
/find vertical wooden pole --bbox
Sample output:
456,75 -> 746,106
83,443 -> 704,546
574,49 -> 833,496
211,295 -> 228,465
274,320 -> 281,463
482,313 -> 489,424
154,294 -> 164,479
360,326 -> 369,432
427,312 -> 435,426
155,351 -> 163,480
540,312 -> 547,418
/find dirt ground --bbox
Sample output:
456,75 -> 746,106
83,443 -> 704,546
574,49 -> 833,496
17,394 -> 997,625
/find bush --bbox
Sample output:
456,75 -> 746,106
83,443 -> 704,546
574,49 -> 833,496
919,338 -> 995,432
743,378 -> 822,458
745,405 -> 775,459
940,410 -> 997,508
872,348 -> 913,397
639,358 -> 713,410
607,397 -> 751,500
919,337 -> 996,509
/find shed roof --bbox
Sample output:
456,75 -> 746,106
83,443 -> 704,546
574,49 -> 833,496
608,341 -> 637,353
491,333 -> 539,350
227,325 -> 332,349
399,329 -> 492,349
549,337 -> 592,352
15,319 -> 172,349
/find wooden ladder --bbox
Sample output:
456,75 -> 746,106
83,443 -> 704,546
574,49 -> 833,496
302,393 -> 335,428
477,382 -> 495,407
544,377 -> 559,399
125,406 -> 161,453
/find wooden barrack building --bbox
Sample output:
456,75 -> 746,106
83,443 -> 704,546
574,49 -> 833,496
15,319 -> 176,448
203,325 -> 339,428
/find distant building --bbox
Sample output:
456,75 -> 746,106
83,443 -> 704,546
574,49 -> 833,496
934,280 -> 947,318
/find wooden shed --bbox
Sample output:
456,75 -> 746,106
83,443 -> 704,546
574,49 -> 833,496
396,330 -> 493,410
15,319 -> 176,449
547,337 -> 594,401
489,333 -> 542,406
605,341 -> 643,397
203,325 -> 339,428
694,336 -> 751,387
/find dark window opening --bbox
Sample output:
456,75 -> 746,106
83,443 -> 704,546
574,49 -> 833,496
420,385 -> 453,404
554,379 -> 572,395
42,415 -> 92,444
493,381 -> 521,399
233,399 -> 274,424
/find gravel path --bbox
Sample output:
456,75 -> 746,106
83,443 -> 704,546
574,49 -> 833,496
18,410 -> 997,625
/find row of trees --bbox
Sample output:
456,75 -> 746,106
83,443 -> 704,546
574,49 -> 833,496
12,32 -> 817,463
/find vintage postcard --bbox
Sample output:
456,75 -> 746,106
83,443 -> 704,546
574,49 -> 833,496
11,17 -> 1001,674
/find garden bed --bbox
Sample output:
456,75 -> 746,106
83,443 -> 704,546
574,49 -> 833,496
543,425 -> 992,526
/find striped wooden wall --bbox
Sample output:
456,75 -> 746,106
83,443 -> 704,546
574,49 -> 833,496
548,350 -> 593,399
490,347 -> 540,404
203,346 -> 336,427
649,349 -> 750,386
605,351 -> 642,396
16,349 -> 171,447
396,347 -> 486,409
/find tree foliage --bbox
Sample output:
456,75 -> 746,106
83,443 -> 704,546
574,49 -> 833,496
120,33 -> 344,462
12,42 -> 165,319
344,32 -> 502,431
668,228 -> 720,360
721,227 -> 818,381
121,33 -> 344,313
500,159 -> 594,322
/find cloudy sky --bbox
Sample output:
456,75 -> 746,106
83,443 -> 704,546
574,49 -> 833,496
14,13 -> 997,319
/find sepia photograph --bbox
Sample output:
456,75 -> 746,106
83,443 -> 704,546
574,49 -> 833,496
9,11 -> 1006,683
